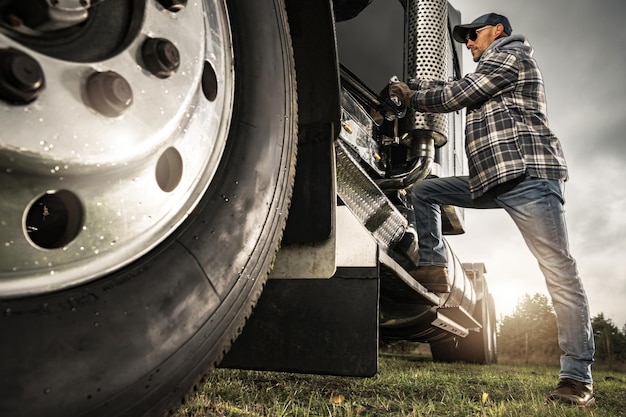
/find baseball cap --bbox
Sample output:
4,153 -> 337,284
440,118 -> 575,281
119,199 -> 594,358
452,13 -> 513,43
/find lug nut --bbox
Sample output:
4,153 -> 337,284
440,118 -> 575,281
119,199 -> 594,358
85,71 -> 133,117
157,0 -> 187,12
142,37 -> 180,79
0,48 -> 45,104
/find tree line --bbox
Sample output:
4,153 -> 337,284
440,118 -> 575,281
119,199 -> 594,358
498,293 -> 626,368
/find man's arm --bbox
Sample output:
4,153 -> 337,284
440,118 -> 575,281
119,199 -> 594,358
391,51 -> 520,113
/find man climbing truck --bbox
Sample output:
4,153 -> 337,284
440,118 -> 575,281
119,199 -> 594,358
0,1 -> 497,416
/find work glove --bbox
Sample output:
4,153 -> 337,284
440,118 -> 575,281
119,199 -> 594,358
388,81 -> 416,108
407,78 -> 422,90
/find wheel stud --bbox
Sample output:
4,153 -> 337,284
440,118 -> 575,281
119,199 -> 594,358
0,48 -> 45,105
85,71 -> 133,117
157,0 -> 187,12
142,37 -> 180,79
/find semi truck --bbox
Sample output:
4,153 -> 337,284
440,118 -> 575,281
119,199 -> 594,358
0,0 -> 497,416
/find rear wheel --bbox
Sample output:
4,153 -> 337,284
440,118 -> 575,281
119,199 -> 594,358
0,0 -> 297,416
430,293 -> 497,364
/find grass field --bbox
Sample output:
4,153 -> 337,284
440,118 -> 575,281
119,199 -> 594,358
173,352 -> 626,417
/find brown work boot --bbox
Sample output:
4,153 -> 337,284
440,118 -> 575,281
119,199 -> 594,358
408,265 -> 450,293
548,378 -> 595,407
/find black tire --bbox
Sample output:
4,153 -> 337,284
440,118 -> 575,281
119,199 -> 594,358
430,293 -> 498,364
0,1 -> 297,416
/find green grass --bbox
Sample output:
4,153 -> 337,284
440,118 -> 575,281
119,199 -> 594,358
173,353 -> 626,417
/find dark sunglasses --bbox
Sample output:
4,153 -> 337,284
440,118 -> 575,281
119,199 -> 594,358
465,25 -> 493,43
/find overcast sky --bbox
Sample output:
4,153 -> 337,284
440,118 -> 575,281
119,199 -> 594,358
335,0 -> 626,327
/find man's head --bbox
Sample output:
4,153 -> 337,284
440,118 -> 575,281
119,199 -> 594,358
452,13 -> 512,62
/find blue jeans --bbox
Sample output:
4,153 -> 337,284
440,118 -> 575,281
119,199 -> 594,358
411,175 -> 595,383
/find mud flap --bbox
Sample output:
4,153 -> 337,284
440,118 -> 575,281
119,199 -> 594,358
219,266 -> 379,377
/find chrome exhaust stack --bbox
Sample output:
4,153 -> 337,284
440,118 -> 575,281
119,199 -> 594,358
380,0 -> 450,191
404,0 -> 449,147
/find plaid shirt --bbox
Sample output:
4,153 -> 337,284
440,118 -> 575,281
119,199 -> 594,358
410,35 -> 568,198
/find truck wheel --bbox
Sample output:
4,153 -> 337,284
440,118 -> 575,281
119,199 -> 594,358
430,294 -> 498,364
0,0 -> 296,416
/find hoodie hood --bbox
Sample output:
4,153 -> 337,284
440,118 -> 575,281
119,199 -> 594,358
487,34 -> 534,56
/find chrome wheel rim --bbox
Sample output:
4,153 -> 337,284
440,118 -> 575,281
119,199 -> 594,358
0,0 -> 234,296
